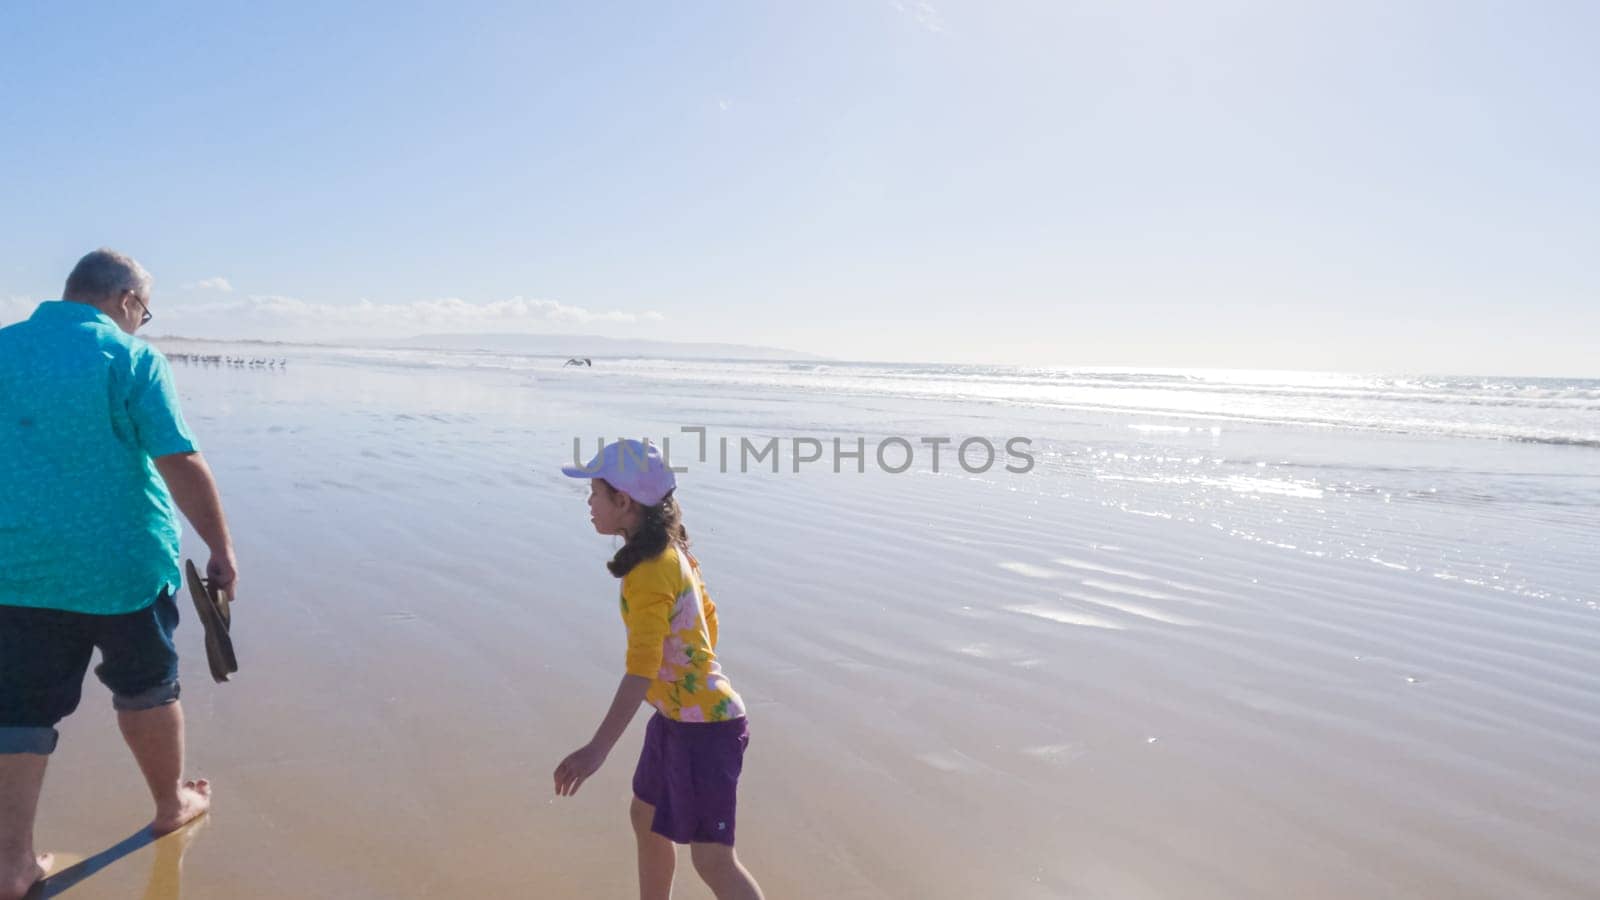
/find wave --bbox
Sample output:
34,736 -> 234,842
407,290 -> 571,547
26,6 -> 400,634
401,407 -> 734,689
1510,434 -> 1600,449
247,344 -> 1600,448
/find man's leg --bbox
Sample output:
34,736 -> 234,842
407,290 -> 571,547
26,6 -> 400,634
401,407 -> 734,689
96,591 -> 209,835
116,703 -> 209,835
0,752 -> 52,900
0,604 -> 86,900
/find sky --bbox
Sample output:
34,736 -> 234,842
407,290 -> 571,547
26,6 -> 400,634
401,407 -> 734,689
1,0 -> 1596,375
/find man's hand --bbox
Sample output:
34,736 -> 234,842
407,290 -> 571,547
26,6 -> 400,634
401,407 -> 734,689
553,742 -> 609,797
208,551 -> 239,598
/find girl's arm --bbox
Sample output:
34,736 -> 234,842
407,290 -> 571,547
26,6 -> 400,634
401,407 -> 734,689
553,674 -> 651,796
590,674 -> 652,752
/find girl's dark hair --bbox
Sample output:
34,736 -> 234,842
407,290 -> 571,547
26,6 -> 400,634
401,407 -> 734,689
606,485 -> 690,578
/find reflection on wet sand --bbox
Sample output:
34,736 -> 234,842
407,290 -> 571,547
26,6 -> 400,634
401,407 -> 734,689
36,818 -> 202,900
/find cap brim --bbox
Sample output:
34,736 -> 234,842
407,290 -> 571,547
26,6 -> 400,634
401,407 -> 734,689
561,465 -> 601,478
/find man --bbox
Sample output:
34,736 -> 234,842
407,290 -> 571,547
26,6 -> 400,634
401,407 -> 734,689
0,249 -> 237,900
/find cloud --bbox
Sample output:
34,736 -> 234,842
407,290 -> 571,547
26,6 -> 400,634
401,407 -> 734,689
890,0 -> 947,33
0,295 -> 36,326
718,99 -> 731,112
186,277 -> 234,292
161,294 -> 666,340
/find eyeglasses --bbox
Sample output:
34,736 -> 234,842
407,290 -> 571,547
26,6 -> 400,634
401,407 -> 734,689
125,290 -> 152,326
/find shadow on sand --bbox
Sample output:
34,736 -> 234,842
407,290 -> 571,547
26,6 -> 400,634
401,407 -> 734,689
32,818 -> 202,899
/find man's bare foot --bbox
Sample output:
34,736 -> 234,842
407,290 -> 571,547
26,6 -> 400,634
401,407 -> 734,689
0,852 -> 52,900
151,779 -> 212,836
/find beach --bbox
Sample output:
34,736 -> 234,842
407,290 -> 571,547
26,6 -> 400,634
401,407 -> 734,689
34,344 -> 1600,899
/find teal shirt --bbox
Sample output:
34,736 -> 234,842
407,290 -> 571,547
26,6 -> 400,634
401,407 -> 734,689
0,301 -> 198,614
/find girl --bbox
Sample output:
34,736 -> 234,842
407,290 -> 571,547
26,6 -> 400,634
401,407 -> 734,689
553,439 -> 766,900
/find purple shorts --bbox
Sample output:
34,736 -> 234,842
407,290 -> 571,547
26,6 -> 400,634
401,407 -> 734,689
632,711 -> 750,846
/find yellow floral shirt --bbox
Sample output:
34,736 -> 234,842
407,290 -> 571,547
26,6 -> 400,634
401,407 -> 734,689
621,545 -> 746,722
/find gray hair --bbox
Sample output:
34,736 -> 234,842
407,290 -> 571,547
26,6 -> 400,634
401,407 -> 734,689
63,248 -> 152,302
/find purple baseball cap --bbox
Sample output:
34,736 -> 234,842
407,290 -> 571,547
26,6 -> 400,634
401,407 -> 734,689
561,439 -> 677,505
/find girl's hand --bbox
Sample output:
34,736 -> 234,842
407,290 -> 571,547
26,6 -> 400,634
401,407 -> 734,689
553,742 -> 609,796
555,676 -> 648,796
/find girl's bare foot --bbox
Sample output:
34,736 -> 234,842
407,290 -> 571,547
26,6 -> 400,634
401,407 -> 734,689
151,779 -> 212,836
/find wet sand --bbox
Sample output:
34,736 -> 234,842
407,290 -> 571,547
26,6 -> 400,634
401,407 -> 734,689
32,347 -> 1600,898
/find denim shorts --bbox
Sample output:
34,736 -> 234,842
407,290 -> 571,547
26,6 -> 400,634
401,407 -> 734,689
0,590 -> 181,755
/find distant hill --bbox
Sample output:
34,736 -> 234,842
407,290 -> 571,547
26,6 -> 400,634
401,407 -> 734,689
389,332 -> 825,361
